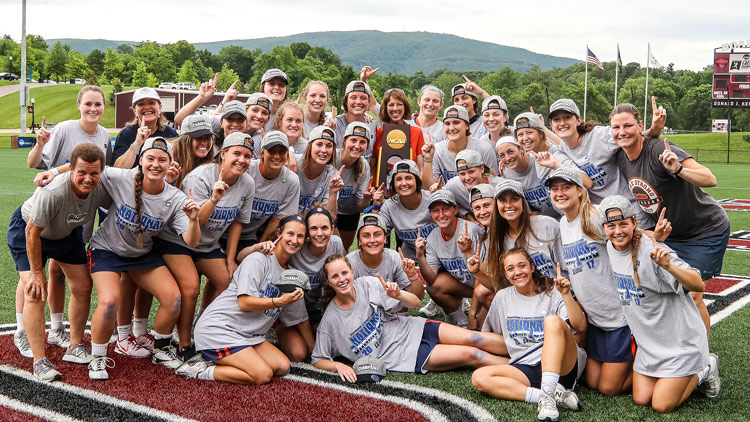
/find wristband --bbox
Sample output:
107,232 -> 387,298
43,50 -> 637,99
423,159 -> 432,164
672,163 -> 683,176
469,269 -> 479,274
271,297 -> 278,308
210,197 -> 218,205
129,145 -> 139,155
50,167 -> 59,176
407,273 -> 419,281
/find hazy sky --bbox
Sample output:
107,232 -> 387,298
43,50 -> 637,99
1,0 -> 746,71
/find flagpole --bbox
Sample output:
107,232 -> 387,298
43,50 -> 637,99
644,43 -> 650,119
614,43 -> 619,107
584,45 -> 589,121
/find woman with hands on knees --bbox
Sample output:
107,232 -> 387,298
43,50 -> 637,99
311,255 -> 509,382
182,215 -> 311,384
599,195 -> 720,413
472,248 -> 587,422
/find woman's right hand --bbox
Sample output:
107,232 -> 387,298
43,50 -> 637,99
421,133 -> 435,162
35,117 -> 50,147
325,107 -> 337,129
415,230 -> 427,258
212,176 -> 229,203
334,362 -> 357,383
277,287 -> 304,306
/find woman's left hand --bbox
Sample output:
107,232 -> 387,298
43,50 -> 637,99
165,161 -> 181,184
378,274 -> 400,299
457,220 -> 473,253
183,188 -> 201,220
554,263 -> 571,295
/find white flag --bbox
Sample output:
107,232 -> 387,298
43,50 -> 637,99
648,47 -> 662,68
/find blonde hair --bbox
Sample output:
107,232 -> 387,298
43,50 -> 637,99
133,167 -> 145,248
77,85 -> 106,106
299,80 -> 329,126
576,187 -> 604,241
273,100 -> 306,140
170,135 -> 213,190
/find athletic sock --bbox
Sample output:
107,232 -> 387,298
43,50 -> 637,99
91,341 -> 108,357
198,365 -> 216,381
541,371 -> 560,394
153,332 -> 172,350
117,324 -> 133,341
16,313 -> 24,332
525,387 -> 542,403
698,364 -> 710,384
447,308 -> 468,325
132,318 -> 148,337
50,313 -> 64,329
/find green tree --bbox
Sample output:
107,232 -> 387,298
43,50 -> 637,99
47,41 -> 68,82
86,49 -> 105,74
216,63 -> 240,92
676,84 -> 712,131
167,40 -> 196,67
109,77 -> 123,104
217,45 -> 257,82
84,69 -> 99,86
132,61 -> 152,87
116,43 -> 133,55
250,46 -> 297,90
290,42 -> 312,59
26,34 -> 47,50
66,51 -> 88,79
103,48 -> 123,83
177,59 -> 200,85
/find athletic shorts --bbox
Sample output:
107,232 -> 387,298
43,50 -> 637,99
88,248 -> 165,273
154,238 -> 226,261
586,324 -> 634,363
666,224 -> 730,281
200,345 -> 252,361
512,347 -> 587,390
335,213 -> 360,232
415,320 -> 442,373
219,237 -> 258,255
7,207 -> 87,271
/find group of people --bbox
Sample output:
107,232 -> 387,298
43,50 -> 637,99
9,65 -> 728,420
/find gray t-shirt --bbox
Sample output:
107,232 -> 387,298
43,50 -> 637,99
334,114 -> 376,160
502,157 -> 561,218
21,171 -> 110,240
289,235 -> 346,311
193,252 -> 308,351
304,116 -> 319,138
347,249 -> 411,289
482,286 -> 569,365
311,277 -> 427,372
335,152 -> 370,216
297,161 -> 336,214
607,240 -> 708,377
408,118 -> 445,144
159,163 -> 255,252
378,190 -> 437,260
616,137 -> 729,241
432,139 -> 499,182
241,160 -> 300,241
559,211 -> 628,330
445,175 -> 504,216
469,116 -> 486,140
503,215 -> 565,279
40,119 -> 111,169
557,126 -> 652,227
90,167 -> 189,257
425,219 -> 483,286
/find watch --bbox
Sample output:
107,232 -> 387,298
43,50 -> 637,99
672,163 -> 683,176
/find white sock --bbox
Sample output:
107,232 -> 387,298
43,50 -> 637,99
698,364 -> 710,384
16,313 -> 24,332
50,313 -> 64,329
132,318 -> 148,337
91,341 -> 108,357
117,324 -> 132,341
198,365 -> 216,381
153,331 -> 172,340
525,387 -> 542,403
447,308 -> 468,325
541,371 -> 560,394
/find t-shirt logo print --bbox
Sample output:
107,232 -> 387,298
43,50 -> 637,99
627,177 -> 663,215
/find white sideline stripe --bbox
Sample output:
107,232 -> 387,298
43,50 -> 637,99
0,365 -> 197,422
711,293 -> 750,326
285,373 -> 449,422
293,363 -> 497,422
709,279 -> 750,296
0,393 -> 84,422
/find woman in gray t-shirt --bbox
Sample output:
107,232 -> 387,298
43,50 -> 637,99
312,255 -> 508,380
296,126 -> 343,215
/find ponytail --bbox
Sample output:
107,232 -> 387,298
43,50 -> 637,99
134,167 -> 145,248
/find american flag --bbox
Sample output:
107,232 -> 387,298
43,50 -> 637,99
587,48 -> 605,71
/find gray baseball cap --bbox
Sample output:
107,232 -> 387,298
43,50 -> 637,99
181,114 -> 214,138
221,100 -> 247,120
451,83 -> 477,99
356,213 -> 388,238
140,136 -> 172,160
354,356 -> 386,383
344,121 -> 371,140
273,269 -> 310,293
345,80 -> 372,97
494,179 -> 524,198
496,135 -> 521,149
600,195 -> 637,224
470,183 -> 496,203
429,189 -> 457,208
392,159 -> 420,179
261,68 -> 288,85
308,125 -> 336,144
514,112 -> 544,131
132,87 -> 160,105
443,105 -> 470,124
245,92 -> 273,112
455,149 -> 483,171
548,99 -> 581,119
261,130 -> 289,151
481,95 -> 508,113
222,132 -> 254,152
545,167 -> 584,188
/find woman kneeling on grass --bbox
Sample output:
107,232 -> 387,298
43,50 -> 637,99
180,216 -> 310,384
599,195 -> 720,413
312,255 -> 508,381
471,248 -> 586,422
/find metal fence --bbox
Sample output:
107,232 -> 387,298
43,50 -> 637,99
681,149 -> 750,164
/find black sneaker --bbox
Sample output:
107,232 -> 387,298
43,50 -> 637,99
177,345 -> 197,362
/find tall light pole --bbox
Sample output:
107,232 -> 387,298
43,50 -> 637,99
20,0 -> 27,136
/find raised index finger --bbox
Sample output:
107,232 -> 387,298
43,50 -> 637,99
476,241 -> 481,257
211,73 -> 219,86
658,207 -> 666,223
462,74 -> 470,83
556,262 -> 562,280
229,79 -> 239,91
663,138 -> 670,151
41,116 -> 46,128
377,182 -> 385,192
188,187 -> 194,200
464,220 -> 468,233
336,165 -> 345,177
651,95 -> 657,112
651,234 -> 659,250
377,274 -> 387,288
398,247 -> 405,260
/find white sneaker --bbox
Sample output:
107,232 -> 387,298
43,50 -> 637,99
461,297 -> 472,314
14,330 -> 33,358
47,325 -> 70,349
109,327 -> 117,344
537,391 -> 559,421
554,383 -> 581,411
445,312 -> 469,329
419,299 -> 440,318
114,335 -> 151,358
62,344 -> 94,364
175,354 -> 213,379
135,332 -> 155,351
152,347 -> 182,369
88,356 -> 115,380
699,353 -> 721,398
33,358 -> 62,382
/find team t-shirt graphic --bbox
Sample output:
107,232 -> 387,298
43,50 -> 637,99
259,282 -> 282,318
505,315 -> 546,346
563,239 -> 600,274
613,272 -> 645,306
114,204 -> 165,233
207,204 -> 243,232
524,185 -> 553,214
348,310 -> 383,356
251,198 -> 280,220
580,161 -> 607,187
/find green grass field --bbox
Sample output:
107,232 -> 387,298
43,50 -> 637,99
0,146 -> 748,421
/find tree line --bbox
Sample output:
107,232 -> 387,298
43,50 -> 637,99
0,34 -> 746,131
